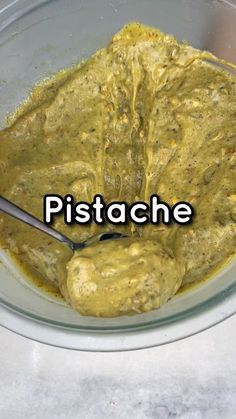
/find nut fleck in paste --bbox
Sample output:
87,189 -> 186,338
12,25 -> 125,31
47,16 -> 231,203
0,23 -> 235,317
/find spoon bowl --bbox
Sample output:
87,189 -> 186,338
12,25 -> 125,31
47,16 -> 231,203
0,196 -> 127,252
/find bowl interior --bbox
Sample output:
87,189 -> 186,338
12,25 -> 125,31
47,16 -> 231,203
0,0 -> 235,349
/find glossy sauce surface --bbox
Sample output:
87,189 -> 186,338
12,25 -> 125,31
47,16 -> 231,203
0,23 -> 235,316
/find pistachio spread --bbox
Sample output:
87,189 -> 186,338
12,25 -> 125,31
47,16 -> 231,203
0,23 -> 235,317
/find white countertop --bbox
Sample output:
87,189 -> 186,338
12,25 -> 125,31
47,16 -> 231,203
0,315 -> 236,419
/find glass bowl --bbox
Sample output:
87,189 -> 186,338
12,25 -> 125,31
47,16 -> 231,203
0,0 -> 235,351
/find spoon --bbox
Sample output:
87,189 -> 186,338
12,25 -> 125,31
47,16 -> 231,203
0,196 -> 127,251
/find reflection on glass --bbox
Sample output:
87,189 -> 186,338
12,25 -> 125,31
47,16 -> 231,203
205,2 -> 236,64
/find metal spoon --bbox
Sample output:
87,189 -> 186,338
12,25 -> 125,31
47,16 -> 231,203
0,196 -> 127,251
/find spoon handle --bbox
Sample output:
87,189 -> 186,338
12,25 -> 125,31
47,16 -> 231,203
0,195 -> 74,250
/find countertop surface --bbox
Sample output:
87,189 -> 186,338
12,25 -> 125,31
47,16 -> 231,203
0,314 -> 236,419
